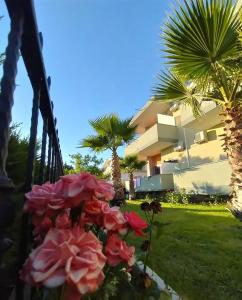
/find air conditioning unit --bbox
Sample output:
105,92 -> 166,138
173,141 -> 184,152
170,103 -> 179,112
194,131 -> 207,144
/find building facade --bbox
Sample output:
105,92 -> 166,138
125,100 -> 231,195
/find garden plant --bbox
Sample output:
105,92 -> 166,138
80,114 -> 136,201
20,173 -> 163,300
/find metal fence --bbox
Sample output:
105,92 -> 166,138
0,0 -> 64,299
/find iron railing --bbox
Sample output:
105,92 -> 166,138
0,0 -> 64,299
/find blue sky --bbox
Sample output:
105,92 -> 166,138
0,0 -> 172,164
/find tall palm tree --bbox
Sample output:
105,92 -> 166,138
120,155 -> 146,200
154,0 -> 242,219
80,114 -> 136,200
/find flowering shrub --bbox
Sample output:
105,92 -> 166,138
20,173 -> 148,300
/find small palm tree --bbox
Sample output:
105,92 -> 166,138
154,0 -> 242,219
80,114 -> 136,200
120,155 -> 146,200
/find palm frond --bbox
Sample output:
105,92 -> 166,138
82,114 -> 137,152
89,114 -> 117,136
120,155 -> 146,173
79,135 -> 109,152
163,0 -> 241,79
154,71 -> 203,116
115,117 -> 137,143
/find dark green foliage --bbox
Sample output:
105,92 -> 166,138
164,189 -> 190,204
63,162 -> 74,174
80,114 -> 136,152
120,155 -> 146,174
6,124 -> 29,187
6,123 -> 40,188
66,153 -> 106,178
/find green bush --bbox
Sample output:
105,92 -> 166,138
209,194 -> 224,205
165,189 -> 190,204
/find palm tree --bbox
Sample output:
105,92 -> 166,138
154,0 -> 242,219
120,155 -> 146,200
80,114 -> 136,200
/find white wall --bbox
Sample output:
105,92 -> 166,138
157,114 -> 176,126
174,160 -> 231,195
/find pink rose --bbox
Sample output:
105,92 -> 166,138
32,216 -> 52,244
83,200 -> 127,234
84,200 -> 109,216
56,173 -> 100,207
95,180 -> 115,201
124,211 -> 148,236
103,207 -> 128,235
82,200 -> 109,226
55,210 -> 71,229
24,182 -> 65,218
105,234 -> 135,267
20,227 -> 106,297
24,182 -> 53,216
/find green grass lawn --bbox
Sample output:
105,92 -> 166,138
124,201 -> 242,300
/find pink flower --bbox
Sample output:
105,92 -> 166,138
95,180 -> 115,201
84,200 -> 109,216
24,182 -> 65,218
105,235 -> 135,267
56,173 -> 100,206
82,200 -> 109,226
32,216 -> 52,244
103,207 -> 128,235
83,200 -> 127,234
20,227 -> 106,297
55,210 -> 71,229
24,174 -> 115,221
124,211 -> 148,236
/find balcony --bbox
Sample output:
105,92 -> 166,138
135,174 -> 174,192
125,122 -> 178,158
180,101 -> 222,129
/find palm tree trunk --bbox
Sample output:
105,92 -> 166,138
129,172 -> 135,200
222,104 -> 242,220
111,148 -> 124,200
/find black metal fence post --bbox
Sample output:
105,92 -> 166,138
50,142 -> 55,183
0,11 -> 24,182
0,6 -> 24,299
46,134 -> 52,182
38,118 -> 48,184
24,86 -> 40,192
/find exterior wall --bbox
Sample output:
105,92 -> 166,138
174,160 -> 231,195
125,98 -> 231,195
160,124 -> 230,194
157,114 -> 175,126
160,125 -> 226,170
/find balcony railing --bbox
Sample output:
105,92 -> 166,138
135,174 -> 174,192
0,1 -> 64,299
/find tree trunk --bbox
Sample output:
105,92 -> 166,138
129,172 -> 135,200
111,148 -> 124,200
222,104 -> 242,220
